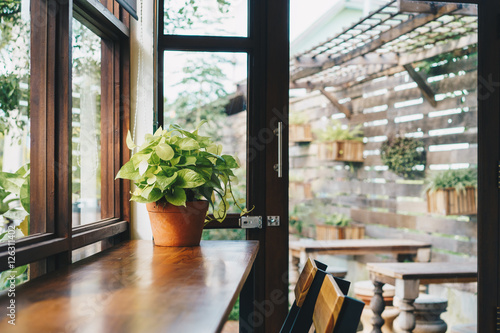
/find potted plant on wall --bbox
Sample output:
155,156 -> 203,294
425,168 -> 477,216
116,121 -> 250,246
289,112 -> 313,143
314,119 -> 364,162
315,212 -> 365,240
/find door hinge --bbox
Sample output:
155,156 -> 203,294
497,306 -> 500,332
498,162 -> 500,189
239,216 -> 262,229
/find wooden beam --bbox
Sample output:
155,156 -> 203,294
295,52 -> 399,68
289,34 -> 477,90
291,3 -> 464,82
318,88 -> 352,119
399,34 -> 477,65
398,0 -> 478,14
403,63 -> 437,107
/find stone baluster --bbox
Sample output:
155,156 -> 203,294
370,280 -> 386,333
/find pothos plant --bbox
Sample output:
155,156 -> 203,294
116,121 -> 251,223
381,136 -> 426,179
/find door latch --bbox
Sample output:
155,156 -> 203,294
267,216 -> 280,227
239,216 -> 262,229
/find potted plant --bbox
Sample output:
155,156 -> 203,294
425,168 -> 477,216
289,174 -> 313,200
314,120 -> 364,162
289,112 -> 313,143
381,136 -> 426,179
116,121 -> 250,246
315,213 -> 365,240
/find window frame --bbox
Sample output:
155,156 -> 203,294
0,0 -> 131,275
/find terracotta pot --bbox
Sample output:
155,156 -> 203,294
146,200 -> 209,247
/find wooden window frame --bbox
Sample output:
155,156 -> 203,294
0,0 -> 131,275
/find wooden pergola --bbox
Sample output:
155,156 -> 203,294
290,0 -> 478,118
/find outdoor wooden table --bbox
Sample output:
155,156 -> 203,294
289,239 -> 432,282
367,262 -> 477,333
0,240 -> 259,333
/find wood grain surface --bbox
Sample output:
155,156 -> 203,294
0,240 -> 259,333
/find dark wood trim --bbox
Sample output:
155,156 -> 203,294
204,215 -> 241,229
119,38 -> 131,222
158,35 -> 254,52
477,1 -> 500,332
101,38 -> 116,219
0,238 -> 69,272
31,0 -> 50,236
72,218 -> 123,234
74,0 -> 129,39
72,220 -> 129,249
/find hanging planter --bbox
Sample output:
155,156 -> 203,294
380,136 -> 426,179
289,112 -> 313,143
315,213 -> 365,240
315,120 -> 364,162
425,169 -> 477,216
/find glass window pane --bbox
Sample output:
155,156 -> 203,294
163,0 -> 248,37
0,0 -> 31,289
163,51 -> 247,214
72,18 -> 102,227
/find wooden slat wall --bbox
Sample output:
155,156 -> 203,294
289,52 -> 478,263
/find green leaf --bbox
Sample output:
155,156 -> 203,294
154,126 -> 163,137
165,187 -> 187,206
156,143 -> 175,161
170,156 -> 181,166
131,153 -> 151,169
139,160 -> 149,176
177,137 -> 200,150
176,156 -> 197,167
221,155 -> 239,168
126,131 -> 137,150
141,185 -> 154,199
115,160 -> 141,180
20,177 -> 29,213
176,169 -> 206,188
3,208 -> 29,221
147,175 -> 157,185
130,195 -> 151,203
156,173 -> 178,190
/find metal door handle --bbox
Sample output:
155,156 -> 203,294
273,122 -> 283,178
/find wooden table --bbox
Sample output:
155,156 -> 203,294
0,240 -> 259,333
367,262 -> 477,333
290,239 -> 432,282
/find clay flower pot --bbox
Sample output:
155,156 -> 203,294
146,200 -> 209,246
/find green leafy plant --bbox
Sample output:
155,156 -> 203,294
424,168 -> 477,193
116,121 -> 250,223
314,119 -> 363,142
0,163 -> 30,226
381,136 -> 426,179
321,213 -> 352,227
289,112 -> 309,126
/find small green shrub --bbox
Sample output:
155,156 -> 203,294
321,213 -> 351,227
380,136 -> 426,179
289,112 -> 309,125
314,120 -> 363,142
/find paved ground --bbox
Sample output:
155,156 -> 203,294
221,321 -> 239,333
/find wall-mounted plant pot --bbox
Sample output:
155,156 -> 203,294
316,222 -> 365,240
426,187 -> 477,216
289,181 -> 313,200
290,124 -> 313,143
318,140 -> 364,162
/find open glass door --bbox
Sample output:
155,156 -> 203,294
157,0 -> 290,332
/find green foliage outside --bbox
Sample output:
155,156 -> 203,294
289,112 -> 309,125
320,212 -> 351,227
380,136 -> 426,179
164,0 -> 231,34
424,168 -> 477,193
314,119 -> 363,142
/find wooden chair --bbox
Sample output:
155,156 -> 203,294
313,274 -> 365,333
280,258 -> 364,333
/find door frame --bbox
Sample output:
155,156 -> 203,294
155,1 -> 290,332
